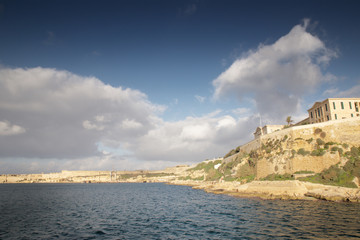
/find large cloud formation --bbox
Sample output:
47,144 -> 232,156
0,67 -> 160,159
213,20 -> 336,121
0,67 -> 256,173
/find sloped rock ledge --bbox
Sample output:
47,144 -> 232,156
169,180 -> 360,203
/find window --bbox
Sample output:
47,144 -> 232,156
341,102 -> 344,109
327,115 -> 329,120
349,102 -> 352,109
351,114 -> 354,117
335,114 -> 337,120
310,112 -> 313,118
325,104 -> 328,111
333,102 -> 336,109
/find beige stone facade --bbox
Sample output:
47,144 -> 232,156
308,98 -> 360,124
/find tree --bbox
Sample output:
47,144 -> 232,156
286,116 -> 293,126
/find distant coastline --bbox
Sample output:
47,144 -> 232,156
2,118 -> 360,203
2,168 -> 360,203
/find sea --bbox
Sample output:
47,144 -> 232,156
0,183 -> 359,239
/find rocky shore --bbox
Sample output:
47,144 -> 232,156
169,179 -> 360,203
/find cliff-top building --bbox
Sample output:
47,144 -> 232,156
254,125 -> 284,139
307,98 -> 360,124
253,98 -> 359,139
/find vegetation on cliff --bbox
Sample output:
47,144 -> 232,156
187,126 -> 359,189
299,146 -> 360,188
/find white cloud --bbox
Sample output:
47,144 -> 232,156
232,107 -> 251,116
133,113 -> 258,162
0,66 -> 259,173
82,120 -> 104,131
323,88 -> 339,96
95,115 -> 106,122
0,67 -> 161,159
216,116 -> 237,129
0,121 -> 25,136
321,80 -> 360,98
336,83 -> 360,97
180,123 -> 212,141
213,20 -> 337,122
121,119 -> 143,130
195,95 -> 206,103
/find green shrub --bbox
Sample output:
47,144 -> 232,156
344,149 -> 360,179
238,174 -> 255,182
178,176 -> 192,181
294,170 -> 314,174
248,158 -> 256,167
224,176 -> 237,181
189,160 -> 222,172
236,162 -> 255,180
206,169 -> 222,181
282,135 -> 288,141
299,164 -> 357,188
265,147 -> 271,154
224,149 -> 236,158
306,138 -> 313,143
350,146 -> 360,158
342,143 -> 349,149
311,149 -> 326,156
316,138 -> 325,145
338,148 -> 344,155
314,128 -> 322,134
330,146 -> 339,152
325,142 -> 335,149
320,132 -> 326,138
297,148 -> 310,156
260,173 -> 294,181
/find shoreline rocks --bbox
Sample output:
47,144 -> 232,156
168,180 -> 360,203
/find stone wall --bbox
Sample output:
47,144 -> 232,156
233,118 -> 360,155
226,118 -> 360,179
256,152 -> 342,179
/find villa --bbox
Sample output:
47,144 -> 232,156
307,98 -> 360,124
254,97 -> 360,138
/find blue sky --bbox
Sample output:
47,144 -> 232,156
0,0 -> 359,173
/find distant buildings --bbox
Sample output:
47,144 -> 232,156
307,98 -> 360,124
254,97 -> 360,139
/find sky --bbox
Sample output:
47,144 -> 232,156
0,0 -> 359,173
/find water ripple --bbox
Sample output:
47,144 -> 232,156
0,183 -> 360,239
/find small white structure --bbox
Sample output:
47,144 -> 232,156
214,163 -> 222,170
254,125 -> 284,139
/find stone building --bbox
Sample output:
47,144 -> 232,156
307,98 -> 360,124
254,125 -> 284,139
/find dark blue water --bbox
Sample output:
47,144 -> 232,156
0,183 -> 359,239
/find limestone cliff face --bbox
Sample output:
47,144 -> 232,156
224,118 -> 360,179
